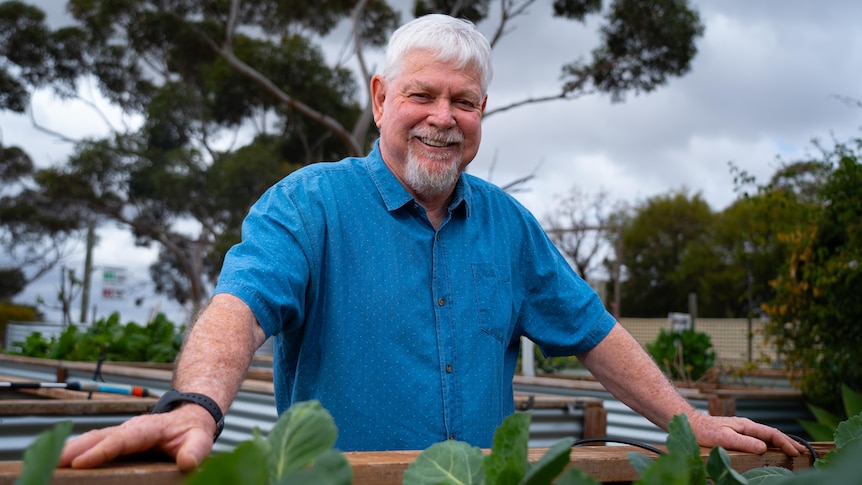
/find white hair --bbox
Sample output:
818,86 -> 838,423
381,14 -> 493,95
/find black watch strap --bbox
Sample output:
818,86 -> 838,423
151,389 -> 225,441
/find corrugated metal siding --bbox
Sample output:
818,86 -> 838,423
514,380 -> 670,445
4,354 -> 810,463
521,407 -> 585,448
0,414 -> 137,461
514,379 -> 812,445
1,357 -> 594,460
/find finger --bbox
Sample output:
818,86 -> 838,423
723,418 -> 806,457
736,420 -> 804,457
69,416 -> 169,469
58,428 -> 114,467
717,426 -> 768,454
175,428 -> 215,472
767,431 -> 805,457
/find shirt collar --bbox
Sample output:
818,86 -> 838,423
365,139 -> 472,218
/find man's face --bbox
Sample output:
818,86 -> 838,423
372,49 -> 487,199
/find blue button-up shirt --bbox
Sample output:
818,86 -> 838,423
215,141 -> 616,451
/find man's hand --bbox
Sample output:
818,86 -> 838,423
59,404 -> 216,471
687,412 -> 807,457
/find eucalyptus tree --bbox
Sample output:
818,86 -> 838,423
1,0 -> 705,315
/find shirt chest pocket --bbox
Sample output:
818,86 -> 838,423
471,263 -> 514,344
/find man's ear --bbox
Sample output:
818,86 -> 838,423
371,74 -> 386,128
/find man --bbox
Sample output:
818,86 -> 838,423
60,14 -> 805,471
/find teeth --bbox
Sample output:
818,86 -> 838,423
420,137 -> 451,147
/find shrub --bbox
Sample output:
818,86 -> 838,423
646,328 -> 716,382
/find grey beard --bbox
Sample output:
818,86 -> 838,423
403,148 -> 463,197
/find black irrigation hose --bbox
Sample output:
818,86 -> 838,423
572,437 -> 667,456
787,433 -> 818,463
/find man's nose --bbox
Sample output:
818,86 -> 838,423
427,99 -> 457,127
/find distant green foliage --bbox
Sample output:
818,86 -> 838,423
646,328 -> 716,382
763,140 -> 862,413
9,312 -> 184,362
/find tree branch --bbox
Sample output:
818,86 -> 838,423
489,0 -> 537,48
182,16 -> 363,156
349,0 -> 375,145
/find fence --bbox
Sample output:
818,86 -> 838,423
619,317 -> 780,369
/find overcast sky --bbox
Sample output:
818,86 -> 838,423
3,0 -> 861,325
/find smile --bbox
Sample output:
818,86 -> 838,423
417,136 -> 460,148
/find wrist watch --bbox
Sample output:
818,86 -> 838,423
150,389 -> 225,441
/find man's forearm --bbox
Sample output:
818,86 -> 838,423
578,323 -> 697,431
172,293 -> 268,417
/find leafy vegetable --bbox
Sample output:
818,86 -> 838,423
16,421 -> 72,485
706,446 -> 747,485
402,440 -> 485,485
521,437 -> 574,485
184,437 -> 270,485
16,403 -> 862,485
402,411 -> 578,485
665,414 -> 707,484
741,467 -> 793,484
484,412 -> 530,483
184,400 -> 349,485
10,312 -> 184,362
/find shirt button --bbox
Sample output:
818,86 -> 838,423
437,298 -> 445,306
448,435 -> 455,440
446,364 -> 452,373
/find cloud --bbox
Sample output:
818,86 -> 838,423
5,0 -> 862,323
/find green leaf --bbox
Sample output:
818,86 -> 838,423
402,440 -> 485,485
552,467 -> 602,485
275,449 -> 352,485
805,403 -> 842,429
740,467 -> 793,484
841,385 -> 862,419
522,437 -> 573,485
798,420 -> 835,442
268,400 -> 338,480
833,412 -> 862,450
16,421 -> 73,485
819,438 -> 862,482
626,452 -> 655,477
634,452 -> 691,485
706,447 -> 747,485
184,438 -> 270,485
664,414 -> 707,484
666,414 -> 699,461
815,413 -> 862,470
484,412 -> 530,484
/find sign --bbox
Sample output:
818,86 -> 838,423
102,267 -> 127,300
668,312 -> 692,332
